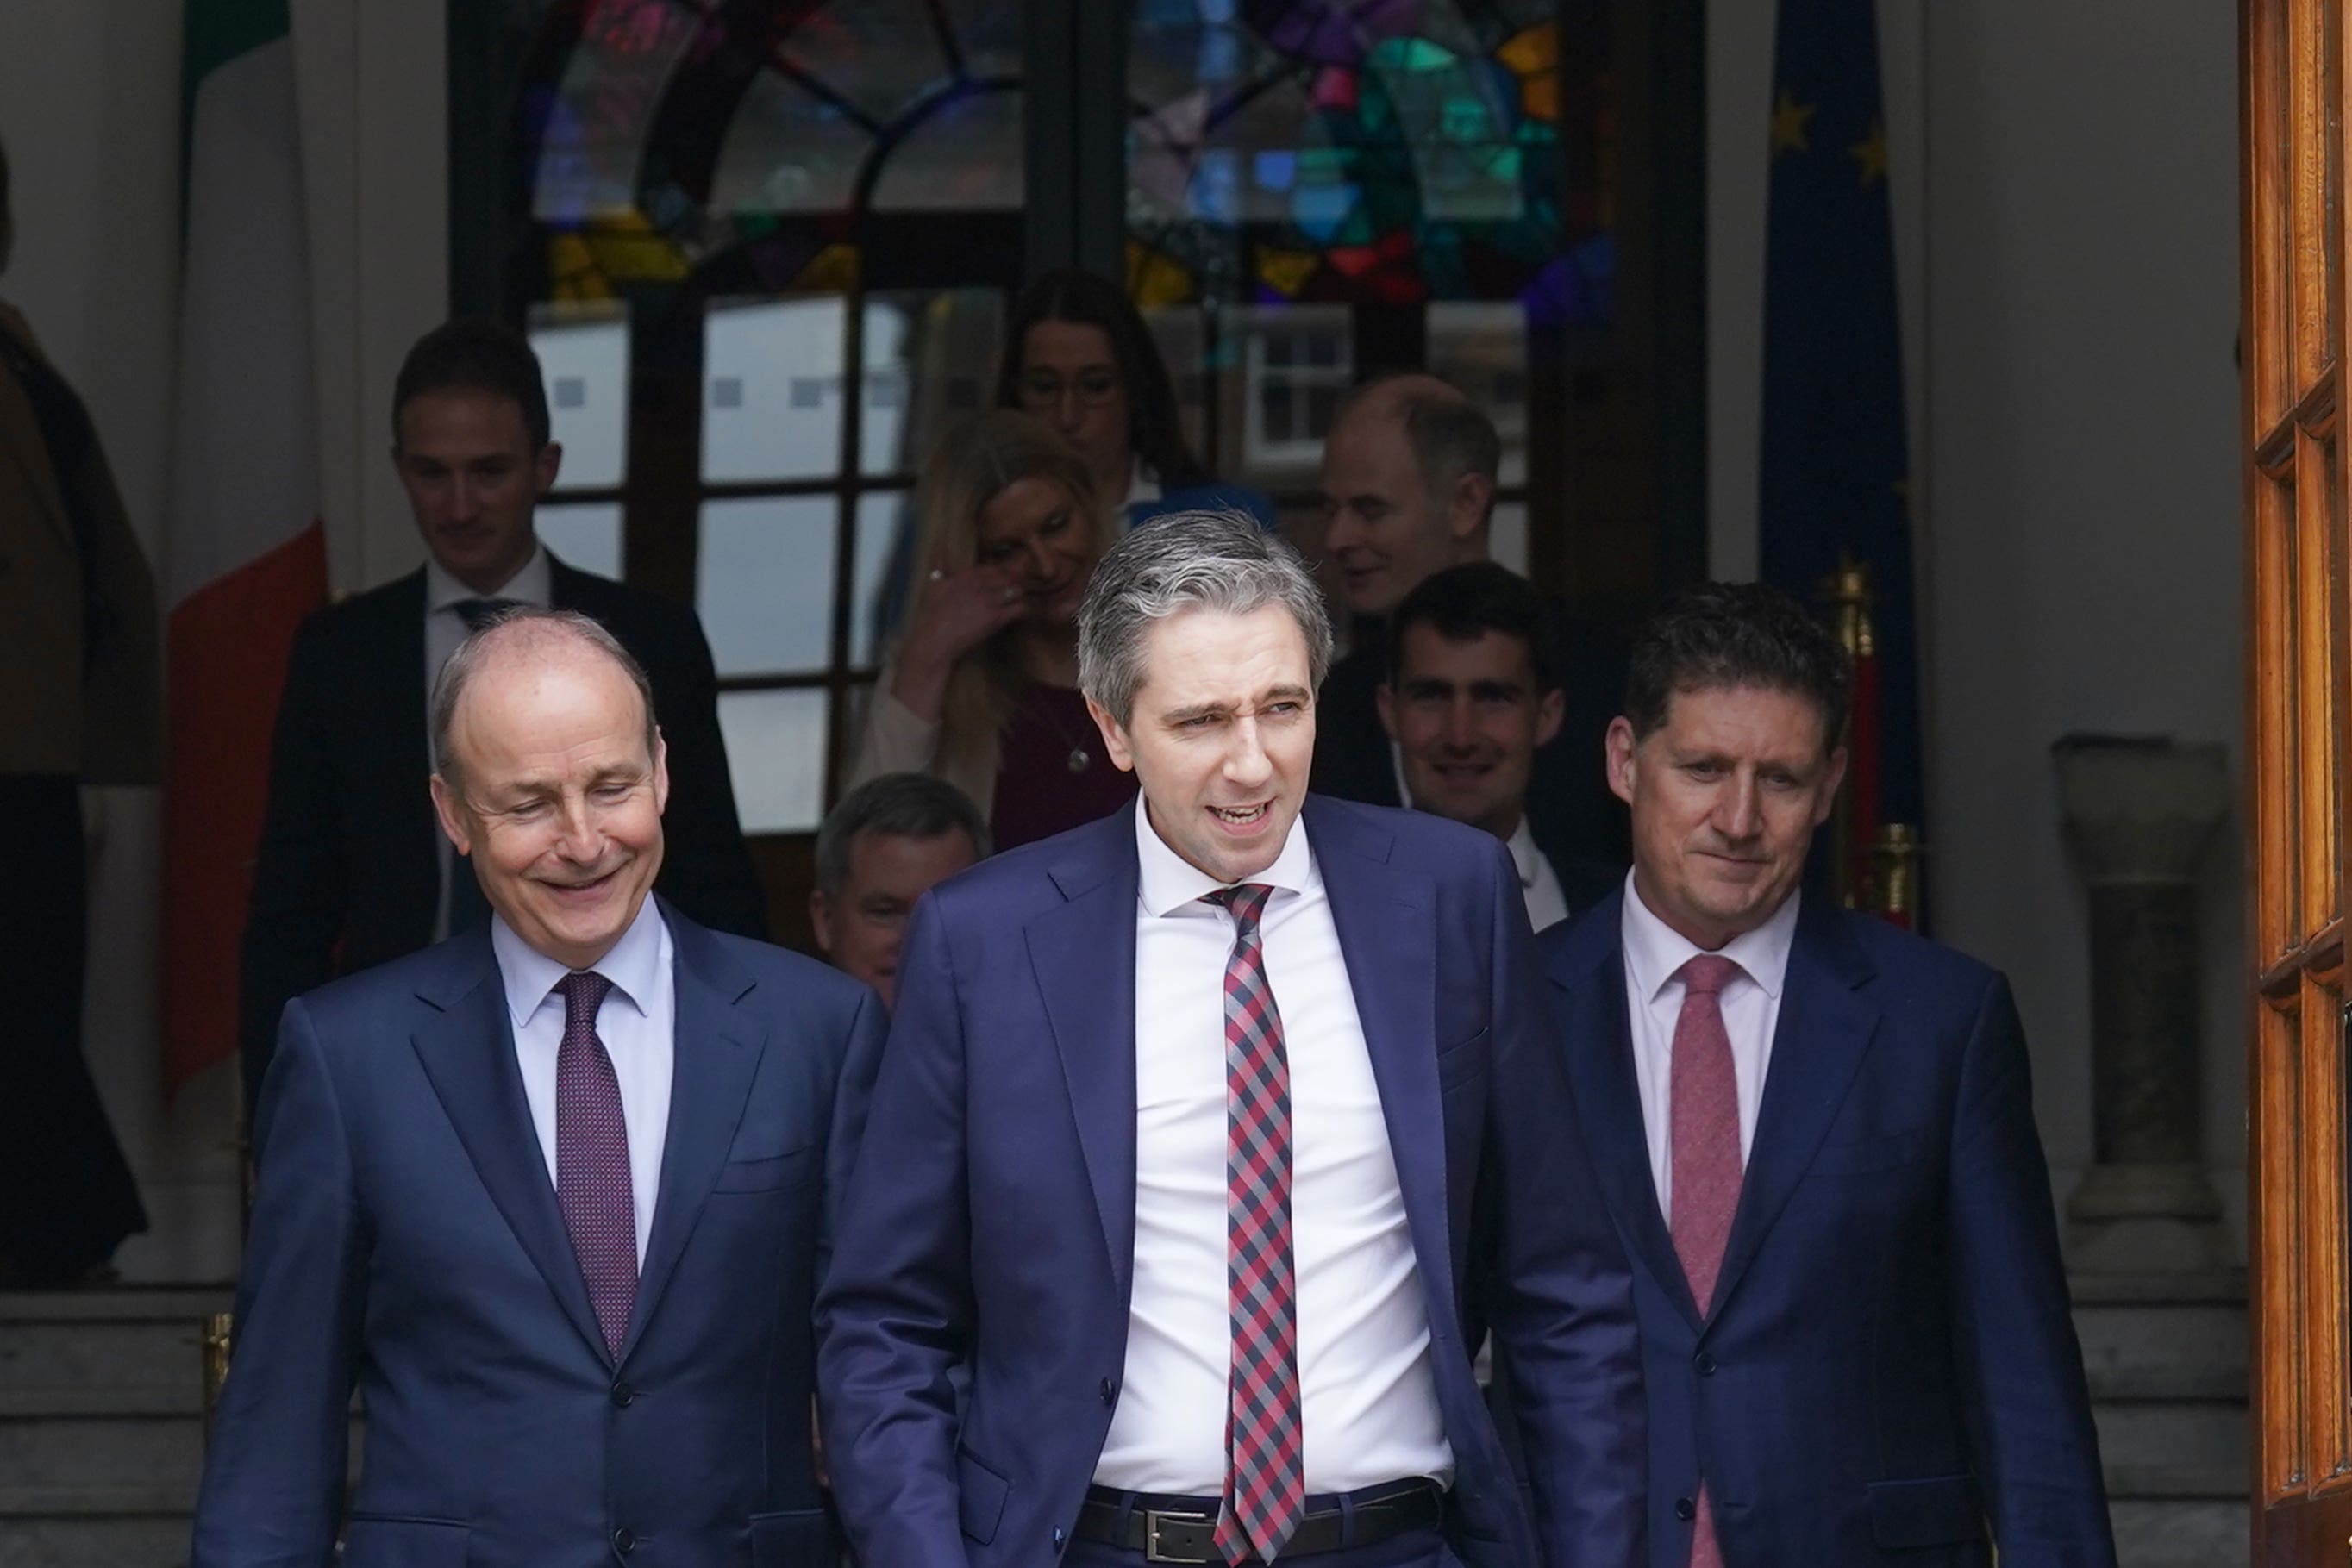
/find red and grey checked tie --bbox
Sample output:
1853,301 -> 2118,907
555,970 -> 636,1361
1669,953 -> 1742,1568
1204,884 -> 1304,1566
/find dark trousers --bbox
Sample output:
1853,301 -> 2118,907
0,775 -> 145,1282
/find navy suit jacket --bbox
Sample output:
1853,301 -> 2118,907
195,903 -> 885,1568
239,556 -> 770,1124
1541,890 -> 2115,1568
816,796 -> 1646,1568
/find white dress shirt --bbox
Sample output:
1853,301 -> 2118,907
1505,816 -> 1569,933
1619,871 -> 1800,1223
1094,807 -> 1454,1493
491,896 -> 674,1265
427,545 -> 553,939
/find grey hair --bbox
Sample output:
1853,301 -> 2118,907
1077,509 -> 1334,727
815,772 -> 991,898
430,607 -> 658,796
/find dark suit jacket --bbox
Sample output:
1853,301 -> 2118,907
1311,603 -> 1630,911
816,796 -> 1646,1568
1541,891 -> 2116,1568
194,903 -> 885,1568
239,557 -> 767,1120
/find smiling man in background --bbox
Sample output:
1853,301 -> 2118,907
239,318 -> 765,1129
819,510 -> 1643,1568
1379,561 -> 1621,928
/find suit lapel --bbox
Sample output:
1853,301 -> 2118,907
1709,903 -> 1880,1321
622,909 -> 766,1363
409,933 -> 609,1364
1028,813 -> 1142,1302
0,322 -> 76,552
1548,921 -> 1705,1333
1309,803 -> 1459,1341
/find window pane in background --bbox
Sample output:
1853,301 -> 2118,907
1210,303 -> 1352,492
1142,306 -> 1208,467
779,0 -> 954,124
530,307 -> 631,490
530,2 -> 701,222
537,502 -> 625,582
853,492 -> 911,666
719,688 -> 830,835
1427,302 -> 1530,485
871,88 -> 1024,211
711,72 -> 869,216
861,290 -> 1004,476
1490,501 -> 1528,578
704,298 -> 847,483
696,497 -> 838,676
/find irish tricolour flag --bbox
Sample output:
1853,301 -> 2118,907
161,0 -> 326,1093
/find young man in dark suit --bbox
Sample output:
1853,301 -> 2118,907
1541,582 -> 2113,1567
819,513 -> 1644,1568
239,319 -> 766,1127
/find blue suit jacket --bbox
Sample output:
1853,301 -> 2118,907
194,902 -> 885,1568
816,796 -> 1646,1568
1541,890 -> 2116,1568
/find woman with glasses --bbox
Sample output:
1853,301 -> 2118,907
847,409 -> 1136,852
997,266 -> 1276,533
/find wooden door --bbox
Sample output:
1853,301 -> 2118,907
2248,0 -> 2352,1559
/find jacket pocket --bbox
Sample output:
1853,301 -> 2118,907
748,1506 -> 829,1566
712,1146 -> 815,1194
341,1515 -> 470,1568
1436,1028 -> 1492,1091
1867,1473 -> 1986,1549
958,1446 -> 1010,1544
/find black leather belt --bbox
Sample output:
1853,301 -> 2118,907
1074,1481 -> 1444,1564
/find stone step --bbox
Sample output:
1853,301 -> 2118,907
2110,1497 -> 2249,1568
2075,1302 -> 2248,1401
2095,1400 -> 2247,1480
0,1515 -> 190,1568
0,1418 -> 201,1496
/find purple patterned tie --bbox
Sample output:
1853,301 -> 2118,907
1669,953 -> 1742,1568
555,970 -> 635,1360
1204,884 -> 1302,1567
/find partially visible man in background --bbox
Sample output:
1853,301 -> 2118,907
810,772 -> 987,1010
1313,372 -> 1627,878
240,318 -> 766,1128
0,131 -> 157,1284
1379,562 -> 1616,929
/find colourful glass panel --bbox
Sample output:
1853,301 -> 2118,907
1127,0 -> 1609,322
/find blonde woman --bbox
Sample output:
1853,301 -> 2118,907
848,410 -> 1135,849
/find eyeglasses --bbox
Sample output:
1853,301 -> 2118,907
1016,368 -> 1123,409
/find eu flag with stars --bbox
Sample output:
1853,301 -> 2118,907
1758,0 -> 1924,856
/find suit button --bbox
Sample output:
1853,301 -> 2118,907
1053,1526 -> 1067,1552
1098,1377 -> 1117,1404
611,1382 -> 635,1407
613,1527 -> 637,1553
1693,1352 -> 1717,1376
1674,1497 -> 1696,1522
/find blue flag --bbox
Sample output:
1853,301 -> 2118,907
1757,0 -> 1924,852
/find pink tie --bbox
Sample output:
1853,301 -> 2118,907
1670,953 -> 1742,1568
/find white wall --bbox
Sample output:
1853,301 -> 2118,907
0,0 -> 445,1281
1709,0 -> 2246,1235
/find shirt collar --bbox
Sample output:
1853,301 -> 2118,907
1504,816 -> 1542,889
1126,454 -> 1162,507
1618,867 -> 1800,1005
1134,799 -> 1317,917
426,541 -> 552,615
492,892 -> 667,1031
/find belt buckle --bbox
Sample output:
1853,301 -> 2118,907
1143,1509 -> 1214,1565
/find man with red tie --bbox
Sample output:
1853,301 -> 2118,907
196,609 -> 881,1567
1539,582 -> 2114,1567
818,511 -> 1644,1568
